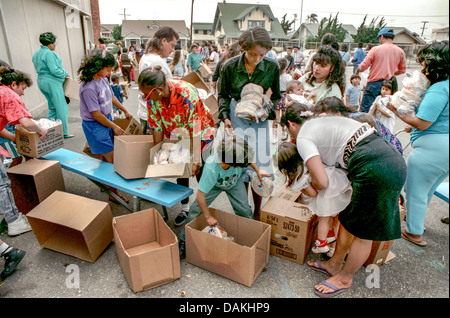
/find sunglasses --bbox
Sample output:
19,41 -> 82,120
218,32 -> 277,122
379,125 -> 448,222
142,86 -> 163,102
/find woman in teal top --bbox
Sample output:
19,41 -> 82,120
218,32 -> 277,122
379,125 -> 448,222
186,43 -> 202,73
388,40 -> 449,247
32,32 -> 73,138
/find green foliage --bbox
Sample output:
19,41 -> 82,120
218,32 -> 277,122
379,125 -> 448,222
112,25 -> 122,41
307,13 -> 347,43
351,15 -> 387,43
280,13 -> 295,34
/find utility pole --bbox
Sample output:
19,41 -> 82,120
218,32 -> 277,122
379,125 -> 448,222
298,0 -> 303,49
190,0 -> 194,46
119,8 -> 130,21
420,21 -> 429,37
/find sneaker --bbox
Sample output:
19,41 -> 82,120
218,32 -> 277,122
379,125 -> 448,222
179,240 -> 186,259
312,239 -> 330,254
326,230 -> 336,244
1,247 -> 26,279
7,213 -> 32,236
326,247 -> 335,258
174,210 -> 188,227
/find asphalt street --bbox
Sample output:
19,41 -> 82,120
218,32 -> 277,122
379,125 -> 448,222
0,64 -> 448,301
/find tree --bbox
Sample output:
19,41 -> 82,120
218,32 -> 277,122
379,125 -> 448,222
280,13 -> 295,34
112,25 -> 122,41
351,15 -> 387,43
306,13 -> 319,24
308,13 -> 347,43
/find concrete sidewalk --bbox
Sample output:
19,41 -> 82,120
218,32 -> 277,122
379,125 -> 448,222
0,66 -> 448,299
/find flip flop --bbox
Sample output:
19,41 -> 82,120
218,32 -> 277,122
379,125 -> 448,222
307,260 -> 332,277
401,228 -> 427,247
64,134 -> 75,139
314,280 -> 349,298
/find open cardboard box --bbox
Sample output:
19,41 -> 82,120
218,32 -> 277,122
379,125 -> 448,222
144,138 -> 193,179
7,159 -> 65,214
113,117 -> 143,136
26,191 -> 113,263
113,208 -> 180,293
114,135 -> 154,179
15,121 -> 64,158
261,184 -> 318,264
185,208 -> 271,287
181,71 -> 218,122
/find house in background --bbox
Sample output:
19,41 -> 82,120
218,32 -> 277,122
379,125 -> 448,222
121,20 -> 189,50
431,27 -> 449,41
211,2 -> 287,50
192,22 -> 215,44
389,27 -> 426,45
101,24 -> 118,41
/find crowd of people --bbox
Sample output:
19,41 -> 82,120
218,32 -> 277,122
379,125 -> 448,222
0,25 -> 448,298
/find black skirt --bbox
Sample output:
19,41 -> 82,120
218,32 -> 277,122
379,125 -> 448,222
338,133 -> 407,241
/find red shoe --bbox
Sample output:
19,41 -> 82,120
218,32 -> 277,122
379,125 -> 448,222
312,239 -> 330,254
327,230 -> 336,244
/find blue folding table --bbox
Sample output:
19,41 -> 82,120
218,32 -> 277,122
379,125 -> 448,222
41,148 -> 193,220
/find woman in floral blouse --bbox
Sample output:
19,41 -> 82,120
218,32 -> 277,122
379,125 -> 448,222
138,66 -> 215,224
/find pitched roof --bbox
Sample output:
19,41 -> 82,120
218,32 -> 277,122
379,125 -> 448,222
212,2 -> 287,39
101,24 -> 118,32
121,20 -> 189,38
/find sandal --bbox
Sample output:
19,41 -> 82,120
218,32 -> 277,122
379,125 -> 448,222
401,227 -> 427,247
307,260 -> 332,277
64,134 -> 75,139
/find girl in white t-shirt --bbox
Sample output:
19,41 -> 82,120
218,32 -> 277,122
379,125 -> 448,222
278,140 -> 353,254
368,79 -> 397,132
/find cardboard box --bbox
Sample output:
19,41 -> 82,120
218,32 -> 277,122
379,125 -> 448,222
185,208 -> 271,287
113,117 -> 143,135
113,208 -> 180,293
260,184 -> 318,265
15,122 -> 64,158
7,159 -> 65,214
181,71 -> 218,121
27,191 -> 113,262
364,240 -> 395,266
63,77 -> 80,101
198,62 -> 213,78
114,135 -> 154,179
145,138 -> 192,179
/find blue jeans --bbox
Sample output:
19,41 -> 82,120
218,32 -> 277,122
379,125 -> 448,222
0,155 -> 19,224
360,80 -> 383,112
405,134 -> 449,235
179,177 -> 253,242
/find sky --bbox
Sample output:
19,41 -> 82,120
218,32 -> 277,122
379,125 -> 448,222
98,0 -> 449,40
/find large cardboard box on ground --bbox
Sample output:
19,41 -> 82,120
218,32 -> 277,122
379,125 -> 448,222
114,135 -> 154,179
181,71 -> 219,122
185,208 -> 271,287
261,184 -> 318,265
7,159 -> 65,214
145,138 -> 193,179
63,77 -> 80,101
113,208 -> 180,293
15,122 -> 64,158
364,240 -> 395,266
27,191 -> 113,262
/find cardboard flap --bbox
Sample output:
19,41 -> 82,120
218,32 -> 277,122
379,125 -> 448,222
262,197 -> 312,222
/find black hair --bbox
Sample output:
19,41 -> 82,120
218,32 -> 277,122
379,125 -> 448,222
39,32 -> 56,46
218,136 -> 254,168
277,142 -> 304,187
239,27 -> 272,51
416,40 -> 449,85
98,38 -> 105,44
350,73 -> 361,81
382,78 -> 398,94
78,49 -> 116,83
0,66 -> 33,87
277,57 -> 289,72
313,96 -> 348,115
308,45 -> 345,95
280,102 -> 311,127
321,33 -> 337,46
138,65 -> 166,90
111,75 -> 120,82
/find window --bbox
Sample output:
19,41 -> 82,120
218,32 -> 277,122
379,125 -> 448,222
248,20 -> 265,28
203,30 -> 208,35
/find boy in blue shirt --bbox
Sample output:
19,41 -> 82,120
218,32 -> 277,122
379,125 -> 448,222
178,136 -> 269,258
110,75 -> 124,119
345,74 -> 362,110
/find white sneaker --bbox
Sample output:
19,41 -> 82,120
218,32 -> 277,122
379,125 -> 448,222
311,240 -> 330,254
7,213 -> 32,236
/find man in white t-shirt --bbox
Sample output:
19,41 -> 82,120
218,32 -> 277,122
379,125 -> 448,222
292,45 -> 304,69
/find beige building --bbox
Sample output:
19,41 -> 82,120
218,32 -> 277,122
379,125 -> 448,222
0,0 -> 96,114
